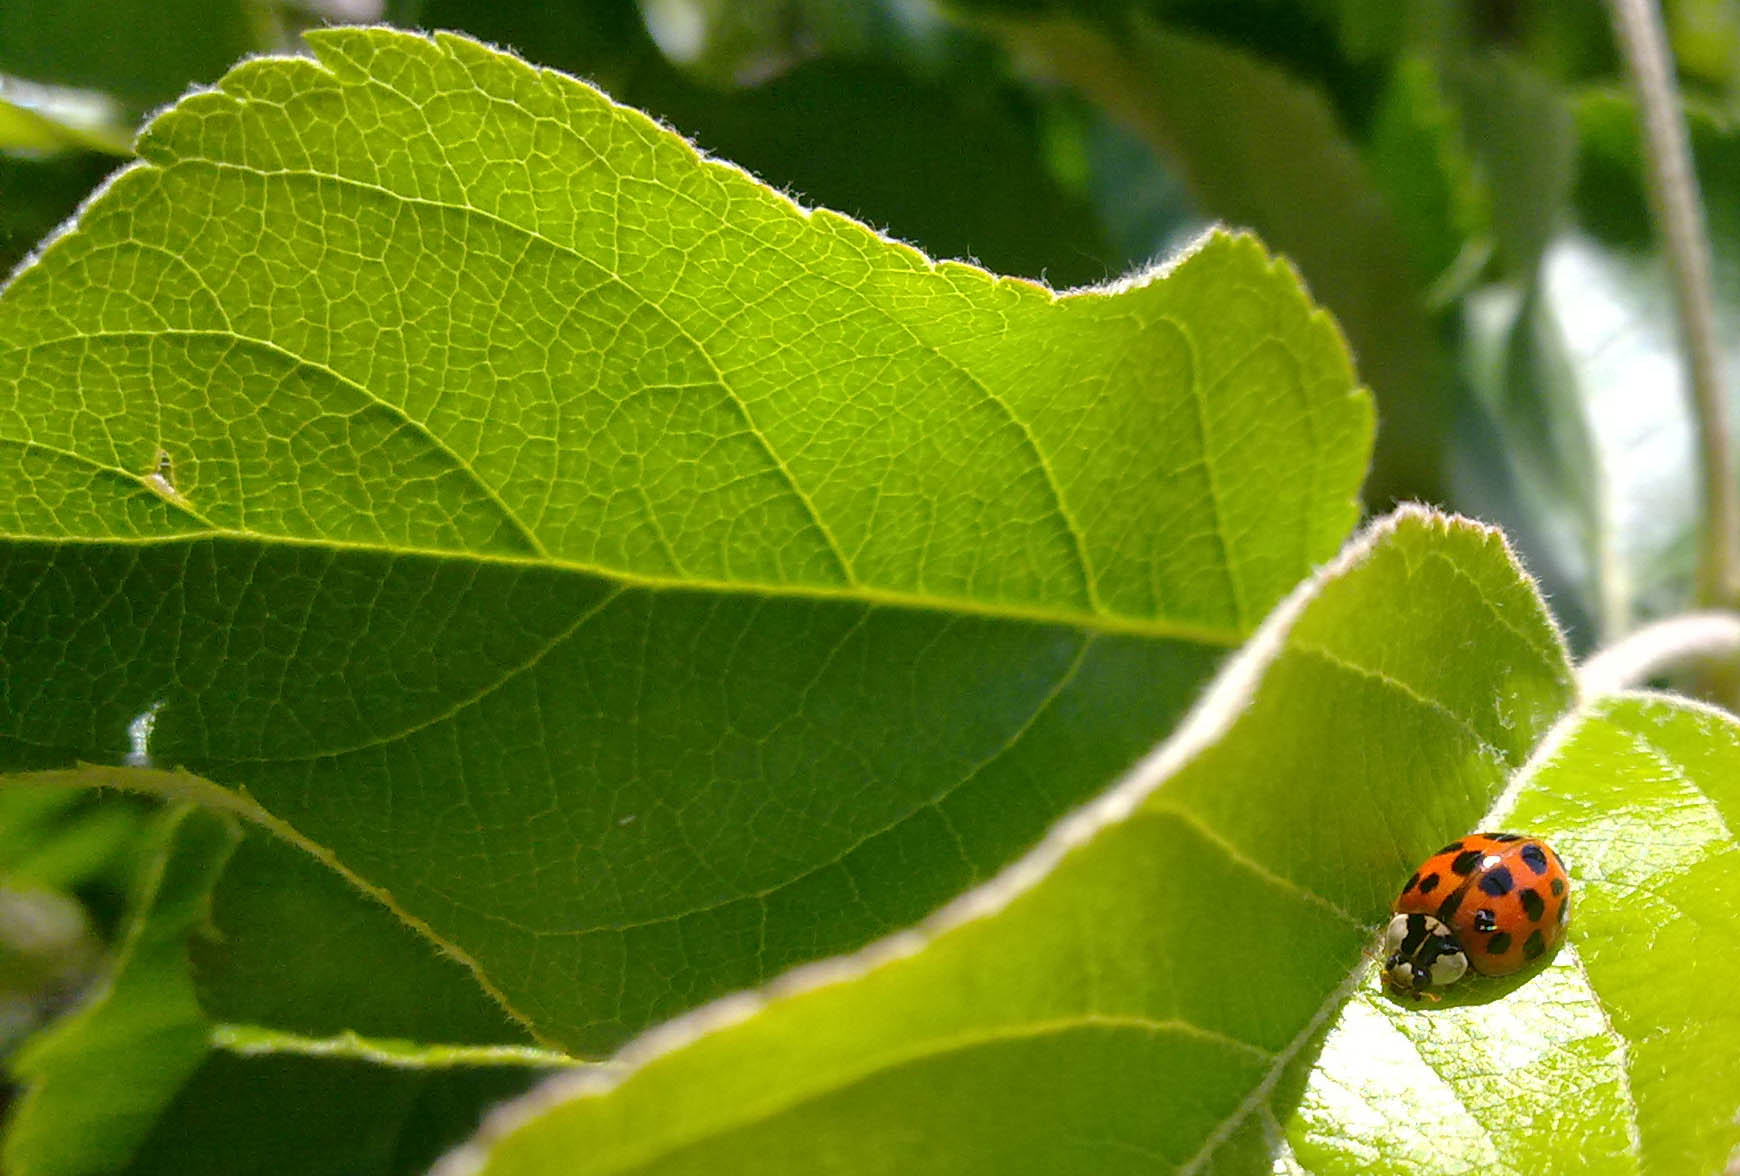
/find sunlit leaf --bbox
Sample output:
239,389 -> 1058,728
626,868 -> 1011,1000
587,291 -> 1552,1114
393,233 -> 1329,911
0,27 -> 1371,1056
1289,692 -> 1740,1175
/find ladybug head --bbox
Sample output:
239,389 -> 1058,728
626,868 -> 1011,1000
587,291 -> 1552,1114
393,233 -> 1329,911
1381,912 -> 1468,996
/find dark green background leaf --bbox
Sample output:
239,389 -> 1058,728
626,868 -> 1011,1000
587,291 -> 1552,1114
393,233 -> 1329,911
0,0 -> 259,110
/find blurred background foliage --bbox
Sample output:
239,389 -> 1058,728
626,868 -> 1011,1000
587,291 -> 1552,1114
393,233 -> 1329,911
3,0 -> 1739,1166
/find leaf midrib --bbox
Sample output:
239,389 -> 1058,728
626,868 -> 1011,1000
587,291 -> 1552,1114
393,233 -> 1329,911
0,528 -> 1249,647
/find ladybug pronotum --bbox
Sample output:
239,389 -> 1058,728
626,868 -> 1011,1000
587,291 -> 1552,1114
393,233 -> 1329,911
1382,832 -> 1570,997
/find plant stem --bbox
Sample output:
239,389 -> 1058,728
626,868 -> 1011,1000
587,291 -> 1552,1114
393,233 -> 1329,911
1606,0 -> 1739,613
1578,610 -> 1740,697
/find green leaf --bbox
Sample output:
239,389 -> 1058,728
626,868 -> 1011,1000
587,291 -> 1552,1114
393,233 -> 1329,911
0,0 -> 260,110
4,800 -> 565,1175
119,1048 -> 550,1176
4,805 -> 237,1176
189,833 -> 534,1047
1287,692 -> 1740,1174
0,27 -> 1371,1055
0,97 -> 131,157
1437,50 -> 1575,285
0,785 -> 147,896
410,0 -> 1124,286
1365,56 -> 1492,302
434,507 -> 1578,1174
964,9 -> 1445,507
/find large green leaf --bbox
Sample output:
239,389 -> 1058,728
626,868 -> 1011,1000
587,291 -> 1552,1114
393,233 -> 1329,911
0,27 -> 1370,1055
432,507 -> 1580,1174
438,517 -> 1740,1175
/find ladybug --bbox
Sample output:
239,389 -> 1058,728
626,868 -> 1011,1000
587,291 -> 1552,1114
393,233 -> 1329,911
1381,833 -> 1570,997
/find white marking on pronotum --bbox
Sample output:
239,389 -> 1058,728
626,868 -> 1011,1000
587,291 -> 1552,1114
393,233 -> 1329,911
125,699 -> 164,768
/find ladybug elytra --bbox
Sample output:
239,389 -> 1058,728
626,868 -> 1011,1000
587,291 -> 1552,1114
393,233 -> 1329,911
1382,832 -> 1570,997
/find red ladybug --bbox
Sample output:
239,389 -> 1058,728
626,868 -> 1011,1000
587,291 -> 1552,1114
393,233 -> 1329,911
1382,833 -> 1570,997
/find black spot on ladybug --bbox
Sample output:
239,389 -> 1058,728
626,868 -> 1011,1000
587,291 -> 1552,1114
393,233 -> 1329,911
1478,866 -> 1515,896
1403,871 -> 1421,893
1418,872 -> 1441,894
1524,929 -> 1546,959
1520,843 -> 1549,874
1451,849 -> 1484,875
1550,877 -> 1565,897
1473,909 -> 1497,933
1437,841 -> 1464,855
1520,888 -> 1545,921
1487,931 -> 1512,955
1486,832 -> 1523,842
1436,889 -> 1465,922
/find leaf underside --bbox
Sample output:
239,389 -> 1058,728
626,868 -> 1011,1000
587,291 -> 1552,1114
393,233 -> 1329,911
0,27 -> 1371,1055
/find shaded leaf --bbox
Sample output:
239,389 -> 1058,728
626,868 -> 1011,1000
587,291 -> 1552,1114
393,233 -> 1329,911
0,0 -> 260,110
4,801 -> 569,1176
0,785 -> 148,899
1365,56 -> 1492,301
4,805 -> 236,1176
121,1048 -> 549,1176
1439,49 -> 1576,284
190,833 -> 532,1047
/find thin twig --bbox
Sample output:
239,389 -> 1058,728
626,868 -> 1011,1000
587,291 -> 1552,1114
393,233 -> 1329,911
1606,0 -> 1739,612
1577,610 -> 1740,697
